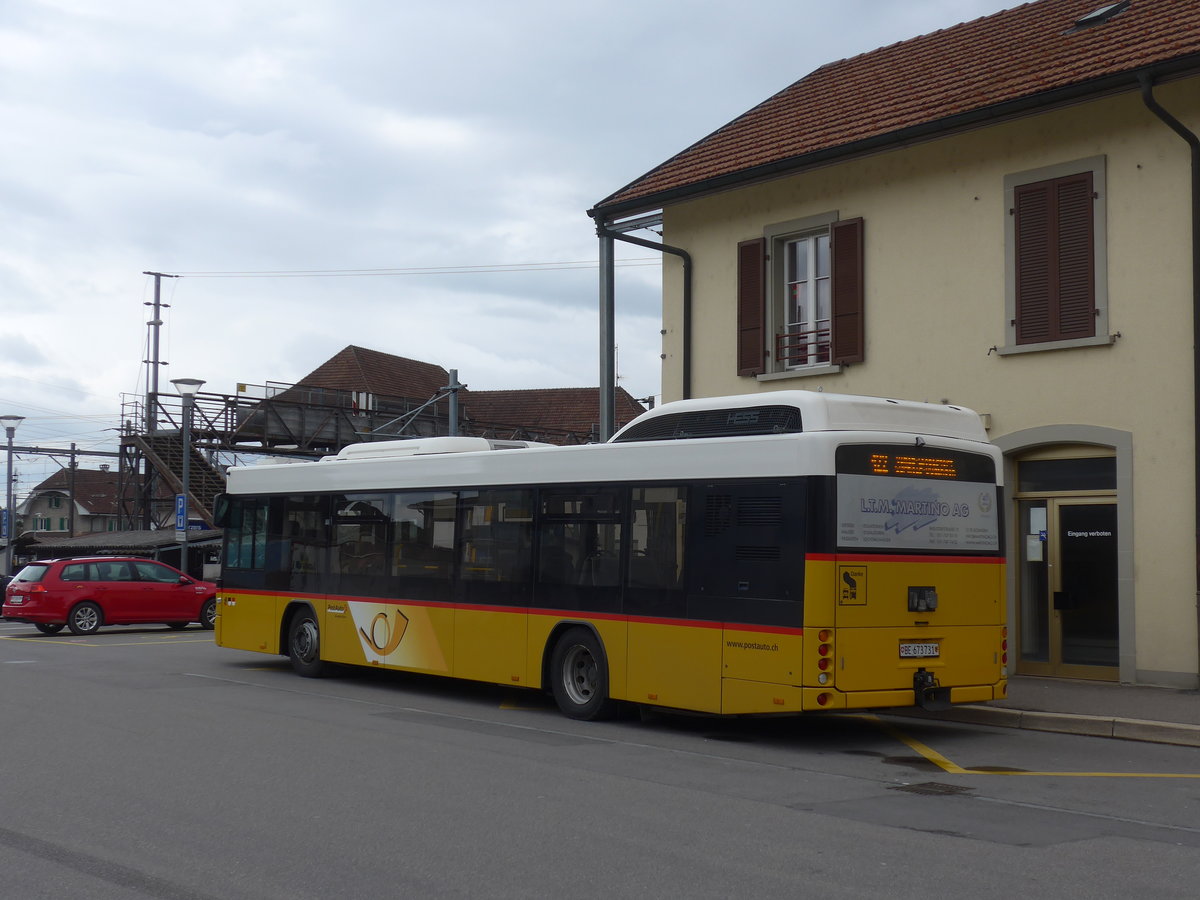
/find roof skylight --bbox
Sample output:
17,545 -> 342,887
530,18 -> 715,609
1068,0 -> 1131,33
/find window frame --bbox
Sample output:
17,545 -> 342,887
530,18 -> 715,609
999,156 -> 1112,356
740,212 -> 864,380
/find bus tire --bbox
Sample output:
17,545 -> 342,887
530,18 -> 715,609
550,627 -> 618,721
287,608 -> 325,677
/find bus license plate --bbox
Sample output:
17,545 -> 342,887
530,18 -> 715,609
899,641 -> 939,658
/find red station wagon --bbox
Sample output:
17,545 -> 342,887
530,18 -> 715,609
2,557 -> 217,635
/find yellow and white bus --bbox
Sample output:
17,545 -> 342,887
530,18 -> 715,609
214,391 -> 1007,719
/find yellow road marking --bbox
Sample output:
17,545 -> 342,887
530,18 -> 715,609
859,714 -> 1200,779
865,715 -> 968,774
0,634 -> 213,647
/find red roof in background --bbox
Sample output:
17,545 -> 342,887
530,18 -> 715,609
464,387 -> 646,438
297,345 -> 450,399
293,346 -> 649,443
592,0 -> 1200,216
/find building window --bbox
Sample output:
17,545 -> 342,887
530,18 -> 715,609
780,232 -> 831,367
737,215 -> 864,376
48,496 -> 62,509
1002,157 -> 1109,354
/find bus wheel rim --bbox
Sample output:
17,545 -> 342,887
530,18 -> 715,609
562,644 -> 597,706
294,620 -> 318,663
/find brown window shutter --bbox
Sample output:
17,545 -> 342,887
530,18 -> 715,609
1054,173 -> 1095,339
736,238 -> 766,376
1014,172 -> 1094,345
830,218 -> 864,364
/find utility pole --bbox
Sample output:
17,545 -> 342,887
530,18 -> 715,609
444,369 -> 465,437
141,272 -> 177,529
67,444 -> 77,537
142,272 -> 176,433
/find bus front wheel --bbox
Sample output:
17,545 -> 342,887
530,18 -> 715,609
288,609 -> 325,678
550,627 -> 618,721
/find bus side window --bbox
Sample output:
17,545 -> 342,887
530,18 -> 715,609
225,498 -> 269,570
393,491 -> 456,578
334,495 -> 393,577
538,488 -> 623,587
460,489 -> 533,583
629,486 -> 686,590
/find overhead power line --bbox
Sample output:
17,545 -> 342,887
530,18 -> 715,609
165,258 -> 662,278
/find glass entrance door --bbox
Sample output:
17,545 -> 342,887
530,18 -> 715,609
1017,498 -> 1118,679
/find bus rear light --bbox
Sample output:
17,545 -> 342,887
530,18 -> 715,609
817,673 -> 829,685
818,629 -> 832,641
1002,626 -> 1008,638
817,657 -> 831,671
816,693 -> 831,706
1001,653 -> 1008,665
818,644 -> 831,656
1001,640 -> 1008,651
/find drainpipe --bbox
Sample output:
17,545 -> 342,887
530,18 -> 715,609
1139,73 -> 1200,678
595,223 -> 693,439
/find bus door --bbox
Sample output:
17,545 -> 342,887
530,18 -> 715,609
832,446 -> 1005,706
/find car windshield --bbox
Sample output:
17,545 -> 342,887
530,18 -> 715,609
12,564 -> 49,583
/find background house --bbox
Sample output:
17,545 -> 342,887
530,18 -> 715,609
251,345 -> 648,447
589,0 -> 1200,688
16,466 -> 121,538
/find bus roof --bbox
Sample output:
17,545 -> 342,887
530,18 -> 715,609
223,392 -> 998,495
609,391 -> 988,443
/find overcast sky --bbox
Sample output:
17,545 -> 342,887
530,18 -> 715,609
0,0 -> 1008,493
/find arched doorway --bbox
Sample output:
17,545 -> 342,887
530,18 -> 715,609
994,427 -> 1132,682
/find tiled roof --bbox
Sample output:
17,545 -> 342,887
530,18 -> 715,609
290,346 -> 648,444
464,388 -> 646,439
28,468 -> 120,516
592,0 -> 1200,216
297,345 -> 450,400
21,529 -> 223,554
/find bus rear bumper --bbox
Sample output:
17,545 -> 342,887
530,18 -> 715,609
837,682 -> 1006,710
721,680 -> 1007,714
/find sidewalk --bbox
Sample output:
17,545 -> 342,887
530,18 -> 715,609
893,674 -> 1200,747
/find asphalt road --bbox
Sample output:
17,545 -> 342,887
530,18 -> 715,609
2,618 -> 1200,899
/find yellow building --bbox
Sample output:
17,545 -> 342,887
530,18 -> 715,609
589,0 -> 1200,688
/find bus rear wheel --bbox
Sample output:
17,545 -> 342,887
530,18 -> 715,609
550,627 -> 618,721
288,609 -> 325,678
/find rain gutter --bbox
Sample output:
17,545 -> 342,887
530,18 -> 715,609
1139,73 -> 1200,677
593,221 -> 692,440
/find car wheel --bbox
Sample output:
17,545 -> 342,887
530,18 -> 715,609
67,602 -> 103,635
199,598 -> 216,631
287,608 -> 325,677
34,623 -> 65,635
166,622 -> 189,630
549,627 -> 619,720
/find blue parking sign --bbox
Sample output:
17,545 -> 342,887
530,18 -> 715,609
175,494 -> 187,531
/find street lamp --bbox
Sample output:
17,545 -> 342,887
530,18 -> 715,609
1,414 -> 24,577
170,379 -> 205,578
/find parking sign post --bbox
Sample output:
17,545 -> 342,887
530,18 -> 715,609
170,378 -> 205,579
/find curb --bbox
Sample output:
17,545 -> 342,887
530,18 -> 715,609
889,704 -> 1200,747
